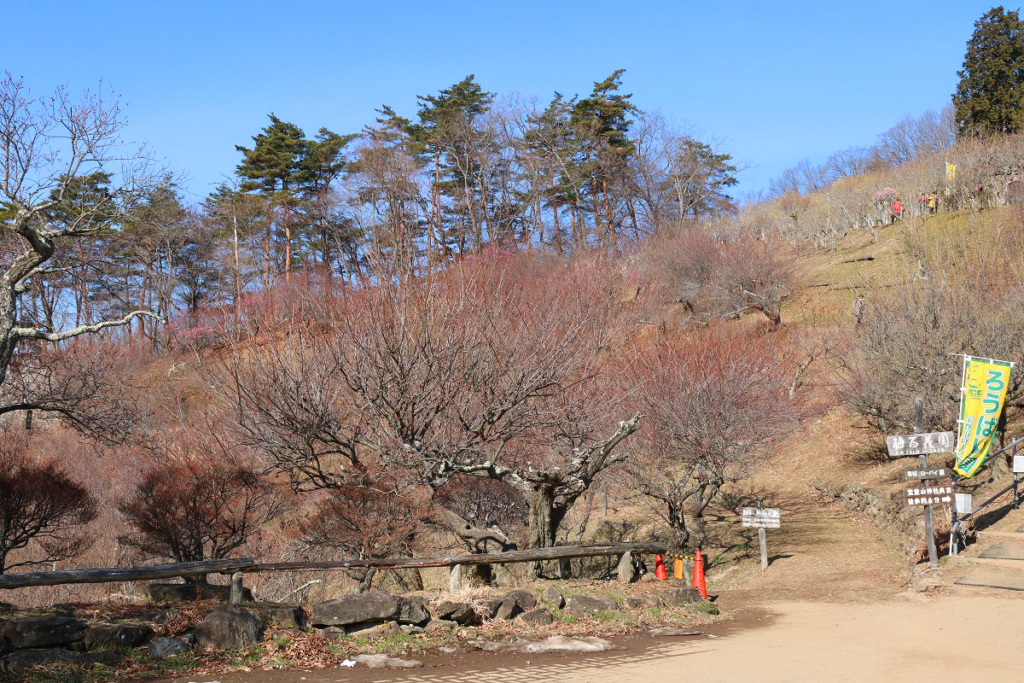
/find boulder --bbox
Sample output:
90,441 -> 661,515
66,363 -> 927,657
5,648 -> 120,674
347,621 -> 402,639
250,603 -> 307,630
352,653 -> 423,669
518,607 -> 555,626
424,619 -> 457,632
623,596 -> 645,609
480,598 -> 504,620
564,595 -> 618,618
0,615 -> 87,649
541,585 -> 565,609
656,587 -> 704,606
400,625 -> 425,635
396,597 -> 430,626
311,592 -> 401,627
505,589 -> 537,610
433,601 -> 476,625
147,582 -> 253,604
495,597 -> 522,620
193,607 -> 265,650
135,609 -> 178,624
314,626 -> 345,641
83,623 -> 153,649
147,636 -> 192,661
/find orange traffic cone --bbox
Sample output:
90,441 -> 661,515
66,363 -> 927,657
654,554 -> 669,580
691,549 -> 707,599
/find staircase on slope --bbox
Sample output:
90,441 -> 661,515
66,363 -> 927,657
952,506 -> 1024,592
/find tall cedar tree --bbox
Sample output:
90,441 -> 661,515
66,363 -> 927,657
954,7 -> 1024,136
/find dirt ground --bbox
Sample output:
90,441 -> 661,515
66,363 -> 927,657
162,470 -> 1024,683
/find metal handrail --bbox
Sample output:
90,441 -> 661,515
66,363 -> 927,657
949,437 -> 1022,555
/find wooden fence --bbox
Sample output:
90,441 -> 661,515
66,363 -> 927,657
0,542 -> 668,593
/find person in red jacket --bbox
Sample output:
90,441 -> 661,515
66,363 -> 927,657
891,198 -> 903,221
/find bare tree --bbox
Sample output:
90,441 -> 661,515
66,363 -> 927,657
630,327 -> 801,548
0,74 -> 162,389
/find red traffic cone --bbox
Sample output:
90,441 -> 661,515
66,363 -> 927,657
691,549 -> 707,599
654,554 -> 669,580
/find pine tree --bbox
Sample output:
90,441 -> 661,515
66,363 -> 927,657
235,115 -> 309,282
954,7 -> 1024,136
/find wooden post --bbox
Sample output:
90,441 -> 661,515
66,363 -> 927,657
917,398 -> 940,569
758,527 -> 768,570
617,551 -> 635,583
448,564 -> 463,592
229,572 -> 244,605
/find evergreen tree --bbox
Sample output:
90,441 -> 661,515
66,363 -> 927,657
954,7 -> 1024,135
235,115 -> 309,282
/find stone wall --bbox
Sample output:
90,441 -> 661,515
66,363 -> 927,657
813,482 -> 926,556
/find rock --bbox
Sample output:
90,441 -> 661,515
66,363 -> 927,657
315,626 -> 345,640
624,596 -> 645,609
135,609 -> 178,624
346,621 -> 402,639
352,653 -> 423,669
504,589 -> 537,610
0,615 -> 87,648
311,592 -> 400,627
147,582 -> 253,604
541,585 -> 565,609
433,601 -> 476,625
657,587 -> 704,606
400,625 -> 425,635
495,597 -> 522,620
648,627 -> 703,637
83,623 -> 153,649
564,594 -> 618,618
147,636 -> 193,660
0,602 -> 15,615
250,603 -> 308,630
480,598 -> 504,620
0,636 -> 10,657
644,593 -> 667,608
424,619 -> 457,632
518,607 -> 555,626
396,597 -> 430,626
5,648 -> 120,674
519,635 -> 614,653
193,607 -> 265,650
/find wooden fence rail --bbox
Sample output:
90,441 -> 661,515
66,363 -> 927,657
0,558 -> 256,590
0,543 -> 668,591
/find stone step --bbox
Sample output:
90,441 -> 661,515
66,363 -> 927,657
978,542 -> 1024,561
977,529 -> 1024,541
955,567 -> 1024,592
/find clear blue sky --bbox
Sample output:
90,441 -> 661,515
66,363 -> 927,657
1,0 -> 998,200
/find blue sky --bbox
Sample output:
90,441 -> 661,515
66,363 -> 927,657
1,0 -> 997,200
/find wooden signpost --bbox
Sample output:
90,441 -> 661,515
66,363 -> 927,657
742,507 -> 780,571
887,399 -> 954,569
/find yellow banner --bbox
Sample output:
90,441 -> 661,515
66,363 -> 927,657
954,356 -> 1013,478
946,163 -> 957,181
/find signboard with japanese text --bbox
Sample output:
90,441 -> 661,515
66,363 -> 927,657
905,485 -> 953,506
904,467 -> 951,480
954,356 -> 1013,478
886,432 -> 955,458
741,508 -> 781,529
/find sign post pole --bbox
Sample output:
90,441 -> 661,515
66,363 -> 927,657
758,527 -> 768,570
917,399 -> 940,569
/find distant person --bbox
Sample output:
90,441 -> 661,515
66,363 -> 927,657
891,198 -> 903,221
927,192 -> 938,214
1007,177 -> 1024,205
851,295 -> 865,325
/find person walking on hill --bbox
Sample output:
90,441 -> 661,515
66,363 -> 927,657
891,197 -> 903,221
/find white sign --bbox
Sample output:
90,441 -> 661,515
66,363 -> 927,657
905,485 -> 953,506
886,431 -> 956,457
955,493 -> 973,514
1014,456 -> 1024,474
742,507 -> 781,529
